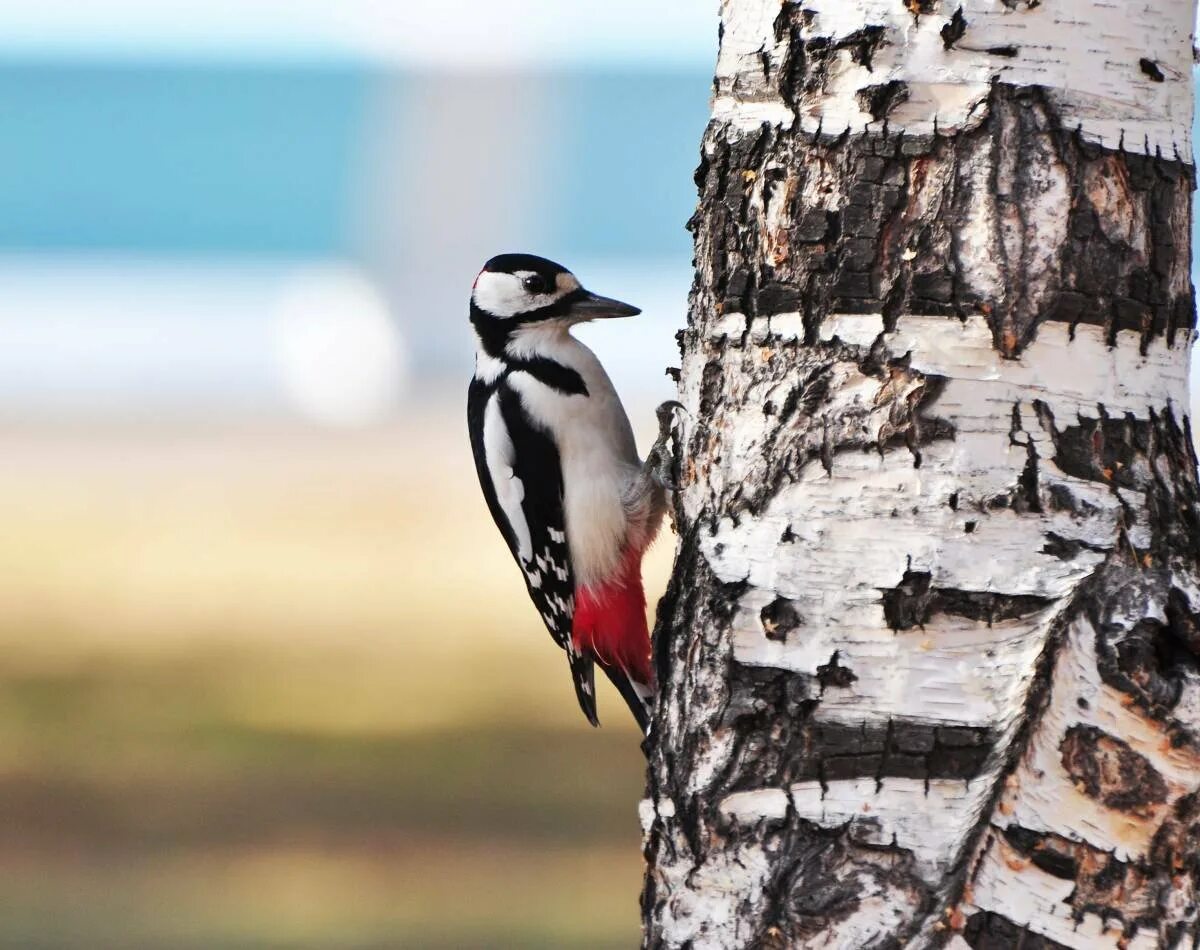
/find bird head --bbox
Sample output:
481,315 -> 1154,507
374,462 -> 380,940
471,254 -> 640,327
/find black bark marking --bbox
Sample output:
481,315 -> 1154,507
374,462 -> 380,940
1040,532 -> 1106,561
1001,825 -> 1078,879
940,7 -> 967,50
756,281 -> 803,315
881,568 -> 932,630
794,208 -> 830,242
823,751 -> 883,781
858,80 -> 910,122
1045,412 -> 1153,491
1148,794 -> 1200,946
932,589 -> 1055,624
985,45 -> 1019,58
762,824 -> 929,947
809,720 -> 994,783
881,569 -> 1054,630
696,345 -> 951,524
963,910 -> 1071,949
720,663 -> 822,786
1015,444 -> 1043,513
816,651 -> 858,690
1098,613 -> 1193,714
1168,585 -> 1200,655
703,711 -> 998,801
844,27 -> 888,72
999,822 -> 1183,936
1087,561 -> 1200,751
1139,58 -> 1165,82
769,15 -> 887,117
1060,724 -> 1168,812
925,726 -> 992,779
697,85 -> 1192,359
910,270 -> 955,303
761,597 -> 803,640
891,721 -> 935,754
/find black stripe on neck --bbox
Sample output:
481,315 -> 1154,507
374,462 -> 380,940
472,343 -> 589,398
509,356 -> 588,397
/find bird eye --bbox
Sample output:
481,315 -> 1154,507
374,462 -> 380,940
522,274 -> 547,294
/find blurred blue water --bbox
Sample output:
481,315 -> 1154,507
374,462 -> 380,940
0,58 -> 708,260
0,59 -> 371,254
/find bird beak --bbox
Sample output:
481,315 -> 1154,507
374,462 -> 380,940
566,289 -> 641,320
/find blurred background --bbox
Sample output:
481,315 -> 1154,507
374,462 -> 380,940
0,2 -> 713,947
0,3 -> 1197,948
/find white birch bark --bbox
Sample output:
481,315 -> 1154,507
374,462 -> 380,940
643,2 -> 1200,947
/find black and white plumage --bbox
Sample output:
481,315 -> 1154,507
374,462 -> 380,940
467,253 -> 667,730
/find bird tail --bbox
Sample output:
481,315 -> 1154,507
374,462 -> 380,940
567,648 -> 599,728
597,659 -> 653,733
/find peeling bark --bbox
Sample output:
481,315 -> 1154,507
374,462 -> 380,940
643,1 -> 1199,947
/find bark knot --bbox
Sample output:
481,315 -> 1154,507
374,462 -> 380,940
1059,724 -> 1168,813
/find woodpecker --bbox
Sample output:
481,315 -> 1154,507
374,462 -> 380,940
467,253 -> 672,731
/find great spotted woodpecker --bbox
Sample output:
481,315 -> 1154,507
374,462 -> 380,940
467,253 -> 673,731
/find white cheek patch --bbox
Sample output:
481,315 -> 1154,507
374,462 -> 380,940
472,271 -> 526,317
472,269 -> 572,318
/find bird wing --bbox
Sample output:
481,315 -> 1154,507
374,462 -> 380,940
467,378 -> 599,725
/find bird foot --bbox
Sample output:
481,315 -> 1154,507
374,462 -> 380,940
644,400 -> 687,492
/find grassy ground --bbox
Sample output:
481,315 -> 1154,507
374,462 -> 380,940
0,417 -> 669,949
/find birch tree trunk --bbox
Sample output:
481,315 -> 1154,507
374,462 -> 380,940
642,1 -> 1200,947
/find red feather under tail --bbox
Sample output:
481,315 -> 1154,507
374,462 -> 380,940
572,546 -> 653,688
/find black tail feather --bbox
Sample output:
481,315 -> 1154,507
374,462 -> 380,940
598,660 -> 652,734
567,650 -> 600,727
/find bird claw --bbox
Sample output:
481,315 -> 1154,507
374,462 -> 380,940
645,400 -> 687,492
655,399 -> 686,431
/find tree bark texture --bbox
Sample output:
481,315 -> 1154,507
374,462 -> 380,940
642,2 -> 1200,947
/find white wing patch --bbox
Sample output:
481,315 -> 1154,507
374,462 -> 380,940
482,391 -> 532,563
